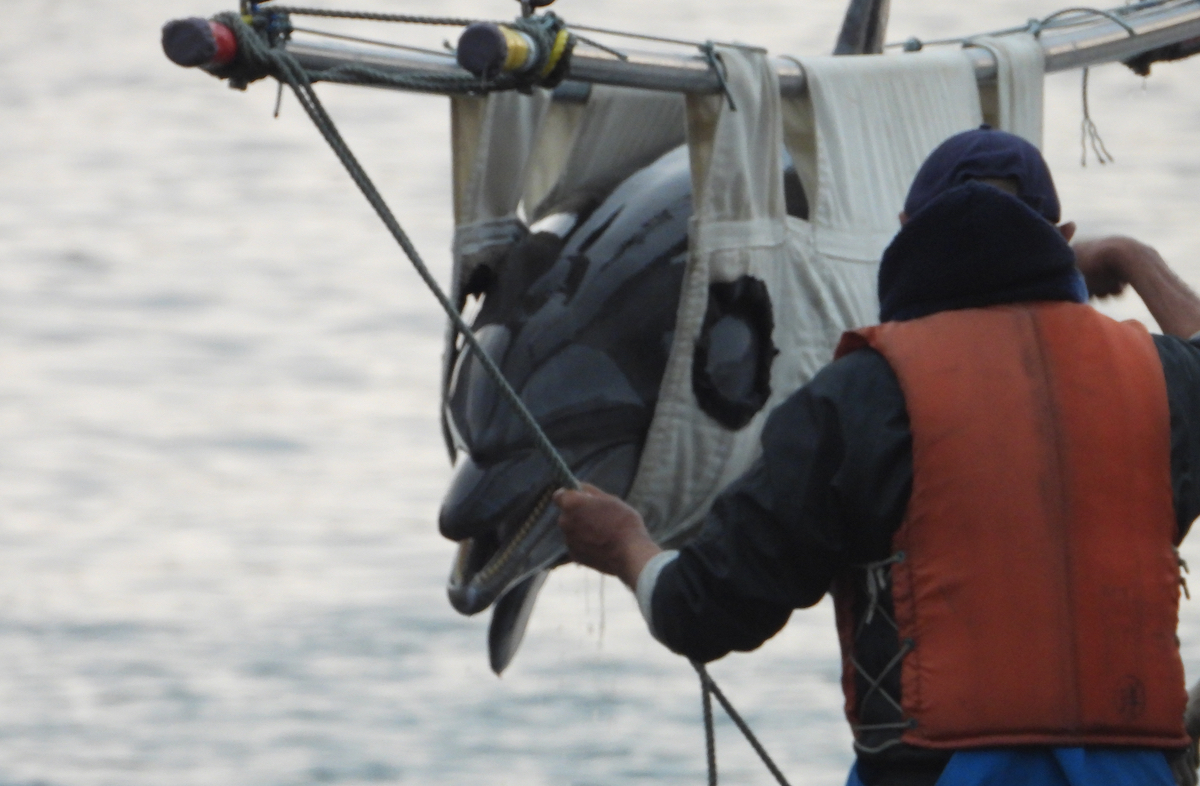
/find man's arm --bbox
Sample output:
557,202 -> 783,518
554,483 -> 661,590
555,349 -> 914,663
1073,236 -> 1200,339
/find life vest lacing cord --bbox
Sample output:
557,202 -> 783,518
859,551 -> 905,631
848,553 -> 915,754
851,641 -> 912,718
1178,547 -> 1191,600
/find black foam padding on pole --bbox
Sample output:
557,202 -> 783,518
457,23 -> 508,77
162,18 -> 217,67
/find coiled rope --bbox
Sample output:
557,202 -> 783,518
211,11 -> 790,785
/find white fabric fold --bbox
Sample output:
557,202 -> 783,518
798,49 -> 983,249
525,86 -> 686,219
626,46 -> 789,542
450,92 -> 546,220
968,34 -> 1046,147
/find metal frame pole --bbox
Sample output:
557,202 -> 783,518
168,1 -> 1200,95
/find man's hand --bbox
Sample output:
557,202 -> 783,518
554,484 -> 662,589
1073,236 -> 1139,298
1074,236 -> 1200,339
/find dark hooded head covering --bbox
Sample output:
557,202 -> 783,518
878,126 -> 1087,322
904,125 -> 1061,223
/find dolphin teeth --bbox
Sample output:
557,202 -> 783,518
476,485 -> 555,582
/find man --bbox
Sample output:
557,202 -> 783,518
555,127 -> 1200,786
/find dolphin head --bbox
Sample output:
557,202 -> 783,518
439,147 -> 692,659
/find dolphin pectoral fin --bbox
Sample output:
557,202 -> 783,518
488,569 -> 551,675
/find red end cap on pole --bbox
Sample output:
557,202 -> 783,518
162,18 -> 238,68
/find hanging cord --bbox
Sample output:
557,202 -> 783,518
691,661 -> 793,786
1067,4 -> 1139,167
1029,5 -> 1136,167
1080,67 -> 1115,165
213,10 -> 580,489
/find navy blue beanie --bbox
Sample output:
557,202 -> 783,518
879,182 -> 1087,322
904,126 -> 1061,224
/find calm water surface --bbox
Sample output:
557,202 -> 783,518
3,1 -> 1200,783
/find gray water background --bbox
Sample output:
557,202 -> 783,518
3,1 -> 1200,783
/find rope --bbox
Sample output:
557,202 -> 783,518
213,15 -> 793,786
1080,67 -> 1115,166
885,0 -> 1172,49
701,666 -> 718,786
1069,9 -> 1134,167
699,42 -> 736,111
213,10 -> 580,489
691,661 -> 793,786
290,25 -> 451,57
1028,6 -> 1138,37
272,2 -> 758,54
571,33 -> 629,61
269,6 -> 488,26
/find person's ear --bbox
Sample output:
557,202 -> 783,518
899,211 -> 908,225
1058,221 -> 1076,243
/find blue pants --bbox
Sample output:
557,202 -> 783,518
845,748 -> 1176,786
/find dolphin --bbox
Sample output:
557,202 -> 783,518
440,0 -> 892,674
441,145 -> 693,671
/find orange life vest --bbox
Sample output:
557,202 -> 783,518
833,301 -> 1188,750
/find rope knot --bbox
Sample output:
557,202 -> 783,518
209,10 -> 293,90
699,42 -> 736,111
505,12 -> 576,90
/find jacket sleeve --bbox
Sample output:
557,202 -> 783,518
648,349 -> 912,663
1156,334 -> 1200,540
